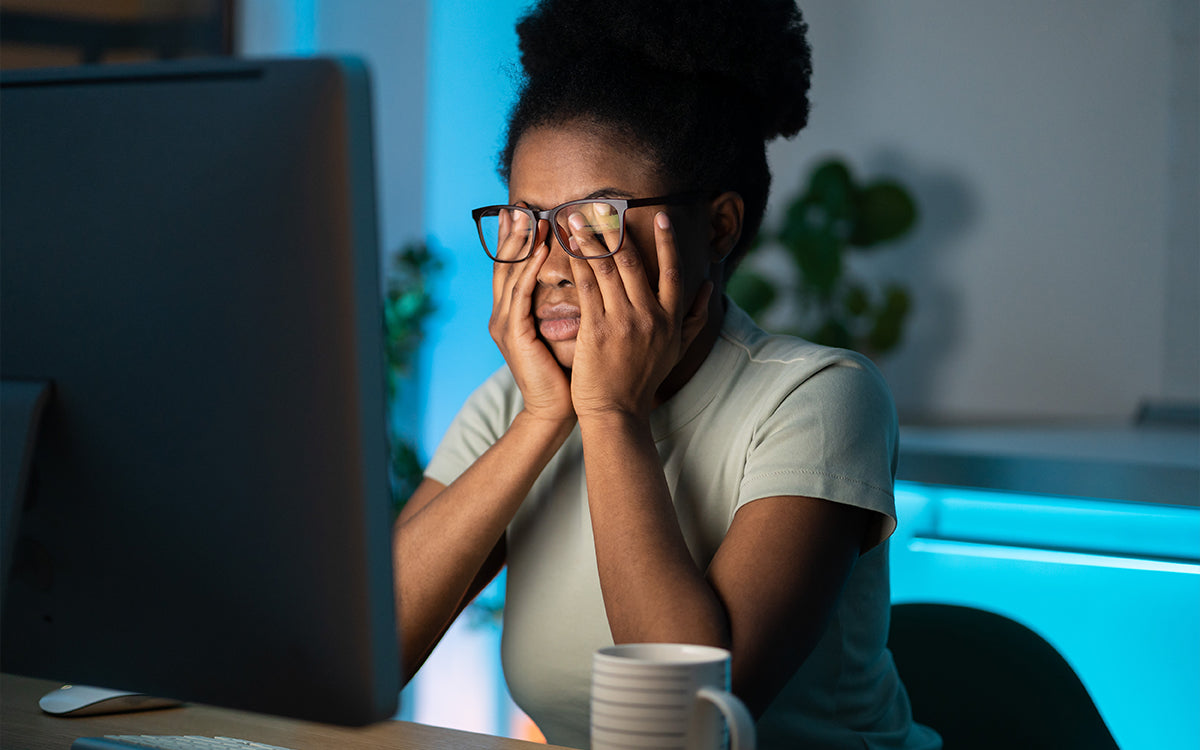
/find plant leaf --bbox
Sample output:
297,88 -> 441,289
808,159 -> 855,215
792,230 -> 842,296
843,283 -> 871,317
809,318 -> 853,349
866,286 -> 912,353
851,181 -> 917,248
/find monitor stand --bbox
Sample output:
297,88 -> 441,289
1,379 -> 51,611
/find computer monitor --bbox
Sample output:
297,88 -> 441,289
0,57 -> 400,726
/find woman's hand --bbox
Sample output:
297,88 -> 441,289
567,210 -> 712,420
488,210 -> 575,424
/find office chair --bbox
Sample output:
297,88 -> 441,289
888,603 -> 1119,750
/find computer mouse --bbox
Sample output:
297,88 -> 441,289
38,683 -> 184,717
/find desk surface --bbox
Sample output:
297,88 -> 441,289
1,673 -> 571,750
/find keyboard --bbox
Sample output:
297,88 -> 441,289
72,737 -> 295,750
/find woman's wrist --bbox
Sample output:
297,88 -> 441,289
511,407 -> 577,450
576,407 -> 652,442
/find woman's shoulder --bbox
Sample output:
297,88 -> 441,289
424,365 -> 524,485
461,364 -> 523,419
718,301 -> 887,390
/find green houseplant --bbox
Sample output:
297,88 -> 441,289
728,157 -> 918,357
383,244 -> 506,627
383,241 -> 441,518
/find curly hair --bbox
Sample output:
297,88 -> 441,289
498,0 -> 813,275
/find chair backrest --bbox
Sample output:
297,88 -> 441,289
887,603 -> 1118,750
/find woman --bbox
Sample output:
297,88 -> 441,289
394,1 -> 940,747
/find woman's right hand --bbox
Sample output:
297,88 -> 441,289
488,211 -> 575,425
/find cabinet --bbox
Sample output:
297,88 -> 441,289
892,424 -> 1200,750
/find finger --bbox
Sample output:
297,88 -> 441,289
566,210 -> 617,262
509,239 -> 546,318
573,211 -> 660,314
490,209 -> 529,299
499,206 -> 532,261
493,234 -> 543,330
556,202 -> 622,257
654,211 -> 685,318
564,212 -> 626,310
567,238 -> 606,319
592,202 -> 623,255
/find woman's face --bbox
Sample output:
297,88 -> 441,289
507,122 -> 711,369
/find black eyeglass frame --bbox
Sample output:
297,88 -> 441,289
470,192 -> 707,262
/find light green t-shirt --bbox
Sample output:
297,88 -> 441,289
426,302 -> 940,750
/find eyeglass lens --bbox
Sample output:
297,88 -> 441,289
479,202 -> 625,261
479,208 -> 536,261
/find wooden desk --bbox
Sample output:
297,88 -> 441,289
2,673 -> 572,750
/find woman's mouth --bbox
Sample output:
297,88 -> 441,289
536,304 -> 581,342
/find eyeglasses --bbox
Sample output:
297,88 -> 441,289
470,192 -> 704,262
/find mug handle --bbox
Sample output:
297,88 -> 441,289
695,687 -> 756,750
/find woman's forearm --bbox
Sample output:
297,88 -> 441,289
394,411 -> 575,678
578,410 -> 730,647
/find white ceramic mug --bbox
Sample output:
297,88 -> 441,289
590,643 -> 755,750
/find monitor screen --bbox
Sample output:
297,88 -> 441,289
0,57 -> 400,726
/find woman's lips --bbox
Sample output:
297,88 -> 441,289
536,304 -> 581,342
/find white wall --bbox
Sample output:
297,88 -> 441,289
1164,0 -> 1200,405
765,0 -> 1199,422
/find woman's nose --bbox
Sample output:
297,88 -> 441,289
535,219 -> 574,287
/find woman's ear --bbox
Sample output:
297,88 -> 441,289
709,191 -> 744,264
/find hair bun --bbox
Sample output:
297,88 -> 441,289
515,0 -> 812,140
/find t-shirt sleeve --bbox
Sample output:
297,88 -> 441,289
424,366 -> 520,487
736,357 -> 899,548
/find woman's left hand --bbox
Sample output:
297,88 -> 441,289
566,211 -> 713,421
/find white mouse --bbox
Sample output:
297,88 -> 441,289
38,683 -> 184,716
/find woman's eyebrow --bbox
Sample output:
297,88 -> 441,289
514,188 -> 634,212
582,187 -> 633,200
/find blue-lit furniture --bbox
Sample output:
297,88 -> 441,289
891,424 -> 1200,750
889,602 -> 1118,749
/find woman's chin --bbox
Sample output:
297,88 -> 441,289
546,339 -> 575,371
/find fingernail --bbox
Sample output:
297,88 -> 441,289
569,213 -> 586,231
656,212 -> 670,229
